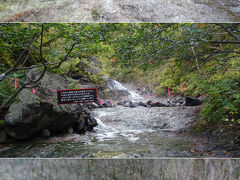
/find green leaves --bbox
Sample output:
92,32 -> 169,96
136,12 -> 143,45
0,120 -> 4,126
201,74 -> 240,123
0,23 -> 239,125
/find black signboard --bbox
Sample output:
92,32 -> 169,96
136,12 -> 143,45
57,88 -> 97,105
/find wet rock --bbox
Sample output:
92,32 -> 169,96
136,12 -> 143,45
117,101 -> 124,106
198,95 -> 208,102
151,102 -> 168,107
172,97 -> 185,104
83,114 -> 98,131
68,127 -> 74,134
138,101 -> 147,107
146,100 -> 154,107
74,116 -> 85,133
82,107 -> 92,115
0,131 -> 7,144
71,74 -> 84,80
87,102 -> 99,109
102,101 -> 113,108
123,100 -> 136,108
169,97 -> 185,107
42,129 -> 50,137
162,122 -> 170,129
74,108 -> 98,133
185,96 -> 203,106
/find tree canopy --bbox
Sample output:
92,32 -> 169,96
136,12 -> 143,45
0,23 -> 239,125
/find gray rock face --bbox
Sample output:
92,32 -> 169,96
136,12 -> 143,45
151,102 -> 168,107
212,0 -> 240,17
4,69 -> 97,140
123,100 -> 136,108
102,101 -> 114,108
138,101 -> 147,107
1,0 -> 239,22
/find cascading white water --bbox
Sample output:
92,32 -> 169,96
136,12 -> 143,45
111,80 -> 128,91
128,90 -> 145,103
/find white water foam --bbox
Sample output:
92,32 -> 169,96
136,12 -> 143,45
128,90 -> 145,103
112,80 -> 128,91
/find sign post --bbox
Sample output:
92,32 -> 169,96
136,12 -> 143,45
57,88 -> 97,105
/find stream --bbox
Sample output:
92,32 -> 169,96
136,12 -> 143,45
0,81 -> 204,158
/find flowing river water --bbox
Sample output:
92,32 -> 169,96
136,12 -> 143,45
0,81 -> 205,158
0,0 -> 239,22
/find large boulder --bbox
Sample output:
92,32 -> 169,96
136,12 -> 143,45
138,101 -> 147,107
3,69 -> 97,140
123,100 -> 136,108
151,102 -> 168,107
169,97 -> 185,107
74,108 -> 98,133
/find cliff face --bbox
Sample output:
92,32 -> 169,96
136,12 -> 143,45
1,0 -> 239,22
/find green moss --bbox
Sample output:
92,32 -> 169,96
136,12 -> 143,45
69,81 -> 79,89
92,151 -> 124,158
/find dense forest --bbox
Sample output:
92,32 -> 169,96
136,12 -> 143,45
1,23 -> 239,126
102,23 -> 240,128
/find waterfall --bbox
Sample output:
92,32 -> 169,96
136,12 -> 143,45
111,80 -> 128,91
128,90 -> 145,103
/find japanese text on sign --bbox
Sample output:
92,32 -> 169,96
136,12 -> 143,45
57,88 -> 97,105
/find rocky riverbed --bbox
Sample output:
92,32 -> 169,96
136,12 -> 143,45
0,0 -> 239,22
1,77 -> 237,158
